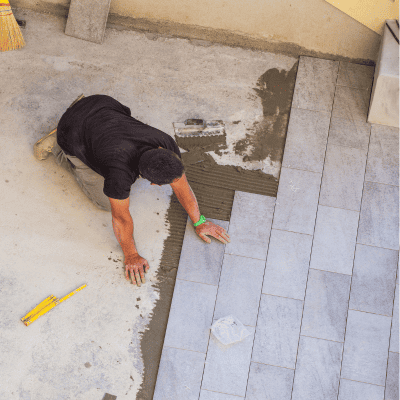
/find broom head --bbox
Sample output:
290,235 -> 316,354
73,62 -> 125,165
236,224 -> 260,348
0,0 -> 25,52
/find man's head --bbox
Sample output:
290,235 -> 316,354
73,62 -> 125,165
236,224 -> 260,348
139,147 -> 184,186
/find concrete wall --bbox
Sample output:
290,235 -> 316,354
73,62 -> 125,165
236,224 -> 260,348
12,0 -> 381,64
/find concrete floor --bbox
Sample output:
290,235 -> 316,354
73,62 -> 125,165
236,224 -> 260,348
0,9 -> 297,400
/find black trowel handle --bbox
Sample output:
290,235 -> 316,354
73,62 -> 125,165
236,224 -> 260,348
185,119 -> 205,126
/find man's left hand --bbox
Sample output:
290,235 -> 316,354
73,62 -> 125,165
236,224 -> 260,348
196,221 -> 231,244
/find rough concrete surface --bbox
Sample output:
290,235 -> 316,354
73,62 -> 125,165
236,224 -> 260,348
0,9 -> 297,400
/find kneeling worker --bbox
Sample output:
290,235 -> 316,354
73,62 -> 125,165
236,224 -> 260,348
34,94 -> 230,287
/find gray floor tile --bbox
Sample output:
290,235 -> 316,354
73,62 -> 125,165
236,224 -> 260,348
291,336 -> 343,400
310,205 -> 359,275
336,62 -> 375,90
213,254 -> 265,327
365,124 -> 399,187
331,86 -> 372,127
245,362 -> 294,400
291,57 -> 339,113
202,327 -> 255,397
349,244 -> 398,316
328,117 -> 371,150
163,279 -> 217,353
263,229 -> 313,301
200,390 -> 244,400
225,192 -> 275,261
301,269 -> 351,342
272,167 -> 321,235
357,181 -> 399,250
177,217 -> 229,286
153,346 -> 205,400
319,144 -> 367,211
281,108 -> 330,173
385,351 -> 399,400
341,310 -> 392,386
337,379 -> 384,400
390,283 -> 399,353
252,294 -> 303,369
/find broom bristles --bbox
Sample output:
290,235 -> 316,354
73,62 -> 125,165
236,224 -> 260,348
0,1 -> 25,52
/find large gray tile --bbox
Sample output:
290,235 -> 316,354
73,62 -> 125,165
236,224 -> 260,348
202,327 -> 255,397
252,294 -> 303,369
200,390 -> 244,400
310,205 -> 359,275
331,86 -> 372,127
338,379 -> 384,400
341,310 -> 392,386
245,362 -> 294,400
291,336 -> 343,400
301,269 -> 351,342
365,124 -> 399,186
328,117 -> 371,150
213,254 -> 265,327
337,62 -> 375,90
225,192 -> 275,260
292,57 -> 339,113
349,244 -> 398,316
390,283 -> 399,353
272,167 -> 321,235
319,144 -> 367,211
177,217 -> 229,286
281,108 -> 330,173
357,181 -> 399,250
263,229 -> 313,300
164,279 -> 217,353
385,351 -> 399,400
153,346 -> 205,400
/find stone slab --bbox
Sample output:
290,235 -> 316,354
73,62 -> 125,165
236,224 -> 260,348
177,217 -> 229,286
337,379 -> 385,400
341,310 -> 392,386
349,244 -> 398,316
390,283 -> 399,353
263,229 -> 313,301
224,191 -> 275,261
327,117 -> 371,150
200,390 -> 244,400
153,346 -> 205,400
336,62 -> 375,91
65,0 -> 112,44
385,351 -> 399,400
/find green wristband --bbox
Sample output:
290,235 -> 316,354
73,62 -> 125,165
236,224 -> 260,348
193,215 -> 206,227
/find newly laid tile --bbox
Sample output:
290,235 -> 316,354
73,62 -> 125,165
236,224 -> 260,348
177,217 -> 229,286
336,62 -> 375,90
338,379 -> 384,400
252,294 -> 303,369
319,144 -> 367,211
224,192 -> 275,260
291,336 -> 342,400
163,279 -> 217,353
292,57 -> 339,113
365,124 -> 399,186
246,362 -> 294,400
390,283 -> 399,353
199,390 -> 244,400
341,310 -> 392,386
349,244 -> 398,316
153,347 -> 205,400
357,181 -> 399,250
310,206 -> 359,275
202,327 -> 255,397
331,86 -> 371,127
263,229 -> 313,300
281,108 -> 330,173
385,351 -> 399,400
213,254 -> 265,327
328,117 -> 371,150
273,167 -> 321,235
301,269 -> 351,342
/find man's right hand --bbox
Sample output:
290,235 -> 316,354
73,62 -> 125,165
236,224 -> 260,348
124,253 -> 150,287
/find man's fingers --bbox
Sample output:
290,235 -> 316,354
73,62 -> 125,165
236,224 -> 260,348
144,260 -> 150,273
139,266 -> 146,284
135,270 -> 142,287
200,233 -> 211,244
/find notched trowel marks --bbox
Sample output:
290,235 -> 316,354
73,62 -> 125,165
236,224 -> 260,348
234,63 -> 298,165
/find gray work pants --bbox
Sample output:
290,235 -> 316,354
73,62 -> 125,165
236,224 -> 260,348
51,137 -> 112,212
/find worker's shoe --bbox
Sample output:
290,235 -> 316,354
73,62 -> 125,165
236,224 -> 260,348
33,128 -> 57,160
